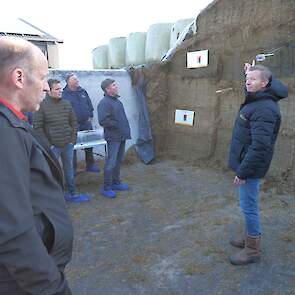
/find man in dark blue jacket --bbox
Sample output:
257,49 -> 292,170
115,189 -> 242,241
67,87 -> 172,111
97,79 -> 131,198
63,73 -> 100,173
228,64 -> 288,265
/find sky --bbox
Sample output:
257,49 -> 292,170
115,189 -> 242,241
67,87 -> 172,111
5,0 -> 214,70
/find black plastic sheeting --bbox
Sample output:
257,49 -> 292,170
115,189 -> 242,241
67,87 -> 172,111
128,69 -> 155,164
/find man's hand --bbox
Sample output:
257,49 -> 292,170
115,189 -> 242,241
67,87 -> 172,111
244,63 -> 252,74
234,176 -> 246,186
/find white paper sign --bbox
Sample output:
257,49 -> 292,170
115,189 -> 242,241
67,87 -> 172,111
175,109 -> 195,126
187,50 -> 209,68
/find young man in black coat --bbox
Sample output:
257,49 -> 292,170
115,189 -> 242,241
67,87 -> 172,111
97,79 -> 131,198
228,64 -> 288,265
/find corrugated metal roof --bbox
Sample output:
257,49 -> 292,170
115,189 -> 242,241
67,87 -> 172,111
0,18 -> 63,43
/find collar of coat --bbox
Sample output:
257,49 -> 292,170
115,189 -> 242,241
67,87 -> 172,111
104,93 -> 121,99
240,87 -> 278,110
0,98 -> 28,122
0,102 -> 29,129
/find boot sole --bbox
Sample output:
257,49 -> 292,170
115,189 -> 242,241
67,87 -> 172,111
230,256 -> 260,265
230,240 -> 245,248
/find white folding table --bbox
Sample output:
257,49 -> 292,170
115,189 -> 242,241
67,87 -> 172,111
73,130 -> 107,157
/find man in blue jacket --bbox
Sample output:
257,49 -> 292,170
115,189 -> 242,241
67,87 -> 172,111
63,73 -> 100,173
97,79 -> 131,198
228,64 -> 288,265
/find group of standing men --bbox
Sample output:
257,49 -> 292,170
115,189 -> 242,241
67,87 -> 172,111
0,37 -> 131,294
33,73 -> 100,203
32,71 -> 131,202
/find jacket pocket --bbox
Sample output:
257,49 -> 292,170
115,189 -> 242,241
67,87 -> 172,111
34,213 -> 54,253
64,127 -> 73,143
45,127 -> 55,144
240,146 -> 245,162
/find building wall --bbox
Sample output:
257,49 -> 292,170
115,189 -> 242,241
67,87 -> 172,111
30,41 -> 60,68
47,43 -> 60,68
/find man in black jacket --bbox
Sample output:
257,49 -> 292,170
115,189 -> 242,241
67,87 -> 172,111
228,64 -> 288,265
97,79 -> 131,198
0,37 -> 73,294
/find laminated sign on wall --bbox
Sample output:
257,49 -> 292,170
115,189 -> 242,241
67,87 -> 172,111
175,109 -> 195,126
187,50 -> 209,68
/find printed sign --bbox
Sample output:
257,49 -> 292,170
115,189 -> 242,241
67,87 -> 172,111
175,109 -> 195,126
187,50 -> 209,68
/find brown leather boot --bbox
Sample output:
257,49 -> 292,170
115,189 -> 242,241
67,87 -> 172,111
229,235 -> 261,265
230,233 -> 245,248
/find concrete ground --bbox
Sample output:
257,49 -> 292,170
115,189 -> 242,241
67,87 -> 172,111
65,159 -> 295,295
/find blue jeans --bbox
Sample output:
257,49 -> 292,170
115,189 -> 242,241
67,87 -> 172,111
239,178 -> 261,236
104,141 -> 125,190
51,143 -> 76,195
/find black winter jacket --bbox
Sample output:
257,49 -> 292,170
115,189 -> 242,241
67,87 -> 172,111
228,78 -> 288,179
97,94 -> 131,142
0,103 -> 73,294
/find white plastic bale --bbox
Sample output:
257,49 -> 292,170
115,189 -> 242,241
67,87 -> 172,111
145,23 -> 173,63
125,32 -> 146,66
170,18 -> 195,48
108,37 -> 126,69
92,45 -> 108,69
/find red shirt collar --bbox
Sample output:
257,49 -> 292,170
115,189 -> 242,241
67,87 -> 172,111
0,97 -> 28,121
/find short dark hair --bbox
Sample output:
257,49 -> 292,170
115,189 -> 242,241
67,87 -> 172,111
249,65 -> 272,82
47,78 -> 60,90
101,78 -> 115,92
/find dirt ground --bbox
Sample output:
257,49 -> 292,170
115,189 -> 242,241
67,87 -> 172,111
65,158 -> 294,295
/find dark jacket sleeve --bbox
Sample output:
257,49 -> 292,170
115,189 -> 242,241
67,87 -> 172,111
0,125 -> 71,295
236,107 -> 277,179
97,100 -> 118,129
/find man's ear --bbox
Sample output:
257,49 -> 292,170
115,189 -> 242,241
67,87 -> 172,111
262,79 -> 269,88
11,68 -> 24,89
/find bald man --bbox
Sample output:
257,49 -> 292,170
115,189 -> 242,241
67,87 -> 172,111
0,37 -> 73,294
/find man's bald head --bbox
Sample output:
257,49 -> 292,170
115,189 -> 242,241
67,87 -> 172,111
0,37 -> 42,83
0,37 -> 49,112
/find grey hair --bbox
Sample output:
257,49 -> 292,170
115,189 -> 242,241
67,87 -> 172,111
249,65 -> 272,82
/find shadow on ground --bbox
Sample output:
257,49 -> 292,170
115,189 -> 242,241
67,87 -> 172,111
66,160 -> 295,295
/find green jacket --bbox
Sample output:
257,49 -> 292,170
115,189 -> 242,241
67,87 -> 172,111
33,95 -> 77,147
